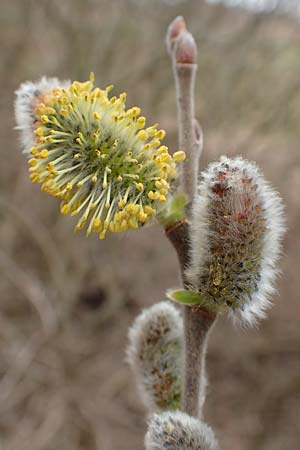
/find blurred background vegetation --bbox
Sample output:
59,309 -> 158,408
0,0 -> 299,449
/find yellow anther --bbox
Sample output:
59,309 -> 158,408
95,149 -> 101,157
60,204 -> 70,215
160,188 -> 168,196
126,203 -> 135,213
92,218 -> 102,231
28,158 -> 37,167
148,191 -> 160,200
146,125 -> 158,137
133,204 -> 140,214
53,87 -> 62,96
39,149 -> 49,158
117,175 -> 123,182
119,220 -> 128,232
161,154 -> 172,163
159,195 -> 167,202
77,180 -> 84,188
92,88 -> 102,98
160,179 -> 169,187
106,85 -> 114,94
173,150 -> 186,162
41,115 -> 49,124
46,107 -> 56,115
144,205 -> 156,215
138,212 -> 148,223
155,130 -> 166,140
101,97 -> 109,106
99,229 -> 107,240
119,92 -> 127,103
118,199 -> 126,208
92,175 -> 97,183
74,153 -> 81,159
30,147 -> 38,156
34,127 -> 44,137
36,103 -> 46,113
29,173 -> 40,183
93,112 -> 101,120
60,108 -> 69,117
126,107 -> 141,118
66,183 -> 73,191
102,181 -> 108,189
156,145 -> 168,154
135,182 -> 144,191
51,117 -> 61,127
149,139 -> 161,148
137,116 -> 146,128
136,130 -> 147,141
128,217 -> 138,229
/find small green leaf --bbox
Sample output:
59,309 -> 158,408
159,193 -> 188,226
167,289 -> 204,305
171,194 -> 188,213
167,289 -> 228,314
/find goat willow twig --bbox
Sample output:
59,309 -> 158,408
166,16 -> 215,419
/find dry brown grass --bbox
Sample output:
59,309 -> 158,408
0,1 -> 299,449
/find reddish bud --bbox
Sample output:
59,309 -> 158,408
166,16 -> 186,55
174,31 -> 197,65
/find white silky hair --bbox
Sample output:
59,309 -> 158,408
186,156 -> 285,327
127,301 -> 183,412
15,77 -> 70,155
145,410 -> 221,450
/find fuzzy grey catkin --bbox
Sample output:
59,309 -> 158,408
186,156 -> 285,326
145,411 -> 220,450
127,302 -> 183,412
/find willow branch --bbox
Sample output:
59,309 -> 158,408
166,17 -> 216,419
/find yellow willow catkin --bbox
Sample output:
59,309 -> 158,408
15,73 -> 185,239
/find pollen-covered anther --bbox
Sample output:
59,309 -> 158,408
173,151 -> 186,162
93,112 -> 101,120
